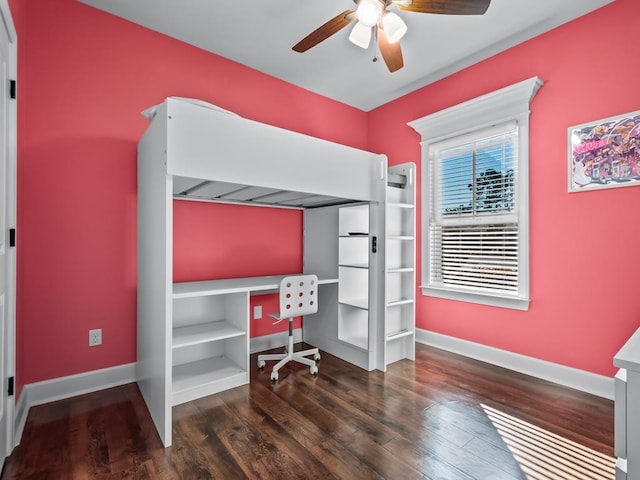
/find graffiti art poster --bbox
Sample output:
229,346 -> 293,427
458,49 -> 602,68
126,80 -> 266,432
568,110 -> 640,192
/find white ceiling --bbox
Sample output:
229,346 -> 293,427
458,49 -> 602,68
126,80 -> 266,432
77,0 -> 613,111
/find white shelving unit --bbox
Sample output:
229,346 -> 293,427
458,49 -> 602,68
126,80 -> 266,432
302,201 -> 383,370
171,290 -> 249,406
302,165 -> 416,372
384,163 -> 416,368
338,204 -> 371,351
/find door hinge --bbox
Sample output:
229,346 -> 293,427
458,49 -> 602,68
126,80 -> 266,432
9,79 -> 16,100
9,228 -> 15,247
8,377 -> 14,396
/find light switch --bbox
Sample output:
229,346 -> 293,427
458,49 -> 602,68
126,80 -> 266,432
254,305 -> 262,319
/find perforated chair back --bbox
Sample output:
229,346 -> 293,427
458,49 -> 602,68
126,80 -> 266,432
279,274 -> 318,320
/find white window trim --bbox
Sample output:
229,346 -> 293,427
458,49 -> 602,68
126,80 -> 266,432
408,76 -> 543,311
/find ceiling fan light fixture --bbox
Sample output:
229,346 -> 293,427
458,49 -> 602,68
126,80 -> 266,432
382,12 -> 407,43
356,0 -> 382,27
349,21 -> 372,49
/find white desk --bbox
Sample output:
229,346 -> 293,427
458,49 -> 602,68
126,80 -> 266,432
173,274 -> 339,298
170,274 -> 338,407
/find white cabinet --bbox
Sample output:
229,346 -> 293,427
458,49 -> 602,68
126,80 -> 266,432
616,368 -> 628,480
384,163 -> 416,367
614,327 -> 640,480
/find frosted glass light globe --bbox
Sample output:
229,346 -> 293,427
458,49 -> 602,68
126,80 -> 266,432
356,0 -> 382,27
382,12 -> 407,43
349,21 -> 372,49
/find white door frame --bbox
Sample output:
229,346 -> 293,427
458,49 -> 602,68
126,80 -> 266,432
0,0 -> 16,467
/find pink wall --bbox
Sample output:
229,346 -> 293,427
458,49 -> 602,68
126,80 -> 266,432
173,201 -> 305,333
10,0 -> 640,396
10,0 -> 367,391
368,0 -> 640,377
173,201 -> 302,282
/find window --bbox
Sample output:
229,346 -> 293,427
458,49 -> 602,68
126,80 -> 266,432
431,123 -> 518,293
409,77 -> 543,310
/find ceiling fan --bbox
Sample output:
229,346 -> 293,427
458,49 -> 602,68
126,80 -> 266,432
292,0 -> 491,72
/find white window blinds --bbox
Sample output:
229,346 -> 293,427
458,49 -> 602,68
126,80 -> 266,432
430,223 -> 519,292
429,124 -> 520,294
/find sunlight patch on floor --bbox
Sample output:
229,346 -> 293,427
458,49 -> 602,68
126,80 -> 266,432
481,404 -> 615,480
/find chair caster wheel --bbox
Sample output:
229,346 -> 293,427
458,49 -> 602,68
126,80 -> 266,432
257,360 -> 266,369
310,365 -> 318,375
270,371 -> 279,381
313,353 -> 321,361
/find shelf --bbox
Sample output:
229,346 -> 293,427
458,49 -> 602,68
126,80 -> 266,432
172,356 -> 247,406
387,298 -> 414,307
339,263 -> 369,269
387,202 -> 414,209
339,334 -> 368,351
172,321 -> 245,349
339,233 -> 369,238
339,298 -> 368,310
386,329 -> 414,341
387,267 -> 414,273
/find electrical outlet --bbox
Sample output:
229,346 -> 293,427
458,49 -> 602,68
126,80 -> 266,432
254,305 -> 262,319
89,328 -> 102,346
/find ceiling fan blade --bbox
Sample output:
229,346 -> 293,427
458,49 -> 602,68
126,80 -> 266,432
377,27 -> 404,72
394,0 -> 491,15
292,10 -> 356,53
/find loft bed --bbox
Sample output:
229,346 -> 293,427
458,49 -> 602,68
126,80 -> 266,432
137,97 -> 393,447
141,97 -> 387,209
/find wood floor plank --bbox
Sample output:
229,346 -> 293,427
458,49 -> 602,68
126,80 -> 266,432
290,371 -> 400,446
261,377 -> 361,445
247,382 -> 387,479
384,434 -> 475,480
220,386 -> 339,479
302,363 -> 437,444
2,344 -> 615,480
172,412 -> 242,479
247,381 -> 340,449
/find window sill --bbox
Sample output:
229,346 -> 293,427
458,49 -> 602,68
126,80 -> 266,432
420,286 -> 530,311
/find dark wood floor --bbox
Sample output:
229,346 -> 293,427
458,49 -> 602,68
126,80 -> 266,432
2,343 -> 615,480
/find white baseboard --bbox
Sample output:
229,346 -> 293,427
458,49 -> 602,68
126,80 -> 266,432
14,331 -> 299,446
416,329 -> 614,400
13,362 -> 136,446
13,329 -> 612,450
14,390 -> 28,447
250,328 -> 302,354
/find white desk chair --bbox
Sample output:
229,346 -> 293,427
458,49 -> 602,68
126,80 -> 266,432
257,274 -> 321,381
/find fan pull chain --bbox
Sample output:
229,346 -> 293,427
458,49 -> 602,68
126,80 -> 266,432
372,25 -> 378,63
